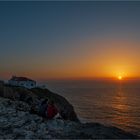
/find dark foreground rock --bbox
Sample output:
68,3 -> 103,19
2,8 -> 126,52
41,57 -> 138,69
0,84 -> 79,121
31,88 -> 79,121
0,97 -> 139,139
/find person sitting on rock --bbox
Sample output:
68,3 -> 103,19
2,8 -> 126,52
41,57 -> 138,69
39,98 -> 48,117
46,100 -> 58,119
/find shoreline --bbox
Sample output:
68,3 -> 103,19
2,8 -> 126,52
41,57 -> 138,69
46,82 -> 140,137
0,83 -> 139,139
0,96 -> 139,139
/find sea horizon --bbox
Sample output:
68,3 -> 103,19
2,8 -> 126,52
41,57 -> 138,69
44,79 -> 140,136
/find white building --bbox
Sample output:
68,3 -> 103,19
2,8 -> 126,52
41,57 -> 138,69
8,76 -> 36,89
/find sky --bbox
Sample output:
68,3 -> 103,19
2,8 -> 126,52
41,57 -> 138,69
0,1 -> 140,80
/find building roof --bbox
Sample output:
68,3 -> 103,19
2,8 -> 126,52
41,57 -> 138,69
10,76 -> 35,82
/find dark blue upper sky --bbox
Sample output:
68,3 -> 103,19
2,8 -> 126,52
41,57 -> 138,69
0,1 -> 140,80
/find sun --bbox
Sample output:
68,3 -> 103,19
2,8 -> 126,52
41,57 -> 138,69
118,76 -> 122,80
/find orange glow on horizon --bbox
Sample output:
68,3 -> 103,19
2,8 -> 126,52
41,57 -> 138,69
1,38 -> 140,80
118,76 -> 122,80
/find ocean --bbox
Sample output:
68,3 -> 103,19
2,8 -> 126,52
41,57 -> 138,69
45,79 -> 140,136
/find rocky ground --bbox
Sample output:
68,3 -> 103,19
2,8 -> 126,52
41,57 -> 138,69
0,97 -> 139,139
0,83 -> 79,121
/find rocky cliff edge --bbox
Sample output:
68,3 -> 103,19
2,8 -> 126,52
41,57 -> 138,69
0,83 -> 139,139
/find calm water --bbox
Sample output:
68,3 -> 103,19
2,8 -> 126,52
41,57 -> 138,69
45,80 -> 140,135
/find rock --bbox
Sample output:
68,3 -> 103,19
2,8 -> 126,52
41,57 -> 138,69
31,88 -> 79,121
0,96 -> 139,139
0,81 -> 4,97
0,80 -> 4,85
0,84 -> 79,121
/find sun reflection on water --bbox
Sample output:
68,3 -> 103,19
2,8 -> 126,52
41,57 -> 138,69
110,85 -> 135,132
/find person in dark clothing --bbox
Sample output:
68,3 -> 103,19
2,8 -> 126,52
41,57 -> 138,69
39,98 -> 48,117
46,100 -> 58,119
60,109 -> 68,120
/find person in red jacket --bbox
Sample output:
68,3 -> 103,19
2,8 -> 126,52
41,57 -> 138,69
46,100 -> 58,119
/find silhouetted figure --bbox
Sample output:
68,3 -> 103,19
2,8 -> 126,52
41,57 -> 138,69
60,109 -> 68,120
39,98 -> 48,117
46,100 -> 58,119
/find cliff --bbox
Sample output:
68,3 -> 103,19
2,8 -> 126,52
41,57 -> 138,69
0,97 -> 139,139
0,83 -> 139,139
0,83 -> 79,121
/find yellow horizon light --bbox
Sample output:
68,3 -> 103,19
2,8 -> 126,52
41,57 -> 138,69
118,76 -> 122,80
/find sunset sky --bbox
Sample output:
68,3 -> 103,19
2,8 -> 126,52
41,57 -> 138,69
0,1 -> 140,80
